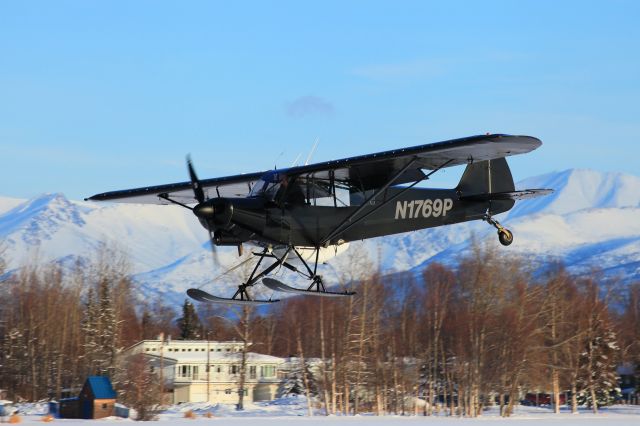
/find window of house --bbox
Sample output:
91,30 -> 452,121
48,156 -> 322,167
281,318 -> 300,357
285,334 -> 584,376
102,404 -> 107,409
225,389 -> 231,395
249,366 -> 256,379
216,366 -> 221,373
260,365 -> 275,378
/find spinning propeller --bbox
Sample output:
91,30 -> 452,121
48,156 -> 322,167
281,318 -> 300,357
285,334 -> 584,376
187,156 -> 220,265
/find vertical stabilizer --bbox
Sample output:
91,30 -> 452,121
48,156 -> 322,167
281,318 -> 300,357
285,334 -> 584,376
457,157 -> 515,196
456,158 -> 516,215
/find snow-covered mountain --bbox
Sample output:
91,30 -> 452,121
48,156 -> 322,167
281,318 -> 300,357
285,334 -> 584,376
1,168 -> 639,305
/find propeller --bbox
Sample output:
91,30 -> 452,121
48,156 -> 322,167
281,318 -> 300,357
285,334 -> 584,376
187,155 -> 205,204
186,156 -> 220,266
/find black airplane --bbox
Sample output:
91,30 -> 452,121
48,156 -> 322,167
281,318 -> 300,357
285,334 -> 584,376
86,134 -> 553,305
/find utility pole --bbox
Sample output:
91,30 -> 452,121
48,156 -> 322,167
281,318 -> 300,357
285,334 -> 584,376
207,332 -> 211,403
159,333 -> 165,405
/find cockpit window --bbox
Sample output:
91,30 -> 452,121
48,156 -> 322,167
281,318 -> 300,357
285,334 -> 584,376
249,172 -> 350,207
249,172 -> 283,201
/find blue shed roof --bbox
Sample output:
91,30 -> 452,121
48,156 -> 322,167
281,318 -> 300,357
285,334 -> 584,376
86,376 -> 116,399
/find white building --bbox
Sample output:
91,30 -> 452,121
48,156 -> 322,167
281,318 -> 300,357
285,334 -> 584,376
124,339 -> 285,404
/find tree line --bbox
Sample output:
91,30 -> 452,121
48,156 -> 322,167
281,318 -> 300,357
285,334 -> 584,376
0,242 -> 639,417
255,244 -> 639,416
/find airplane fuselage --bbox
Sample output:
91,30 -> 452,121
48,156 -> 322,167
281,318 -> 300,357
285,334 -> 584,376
207,187 -> 514,248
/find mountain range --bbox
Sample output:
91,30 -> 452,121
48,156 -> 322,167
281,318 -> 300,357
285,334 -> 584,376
1,168 -> 639,305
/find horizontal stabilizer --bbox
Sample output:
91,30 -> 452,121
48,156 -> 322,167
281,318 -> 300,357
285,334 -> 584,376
187,288 -> 279,305
460,188 -> 554,202
263,277 -> 355,297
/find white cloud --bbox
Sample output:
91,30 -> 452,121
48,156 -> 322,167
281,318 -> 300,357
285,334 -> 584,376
285,95 -> 335,118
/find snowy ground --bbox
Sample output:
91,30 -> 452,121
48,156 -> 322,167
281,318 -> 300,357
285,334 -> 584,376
11,398 -> 640,425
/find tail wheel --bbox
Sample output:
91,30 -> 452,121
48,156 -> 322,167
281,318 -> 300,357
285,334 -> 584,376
498,228 -> 513,246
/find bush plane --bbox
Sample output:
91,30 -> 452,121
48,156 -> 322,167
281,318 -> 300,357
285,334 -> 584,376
87,134 -> 553,305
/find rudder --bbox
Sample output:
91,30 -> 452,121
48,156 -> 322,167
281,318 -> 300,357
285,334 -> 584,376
456,157 -> 515,196
456,158 -> 516,215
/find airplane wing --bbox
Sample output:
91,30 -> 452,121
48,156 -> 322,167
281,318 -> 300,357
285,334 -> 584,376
86,134 -> 541,204
86,171 -> 267,204
284,133 -> 541,191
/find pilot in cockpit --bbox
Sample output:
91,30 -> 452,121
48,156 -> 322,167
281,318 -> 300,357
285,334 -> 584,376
277,176 -> 306,206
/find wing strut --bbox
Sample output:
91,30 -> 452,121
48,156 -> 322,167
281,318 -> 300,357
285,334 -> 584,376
319,158 -> 452,246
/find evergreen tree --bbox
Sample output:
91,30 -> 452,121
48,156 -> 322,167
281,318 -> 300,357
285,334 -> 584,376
177,300 -> 201,339
97,277 -> 117,374
278,358 -> 317,397
82,287 -> 100,375
577,327 -> 622,408
141,308 -> 152,340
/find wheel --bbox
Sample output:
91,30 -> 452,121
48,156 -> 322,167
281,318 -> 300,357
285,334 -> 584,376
498,228 -> 513,246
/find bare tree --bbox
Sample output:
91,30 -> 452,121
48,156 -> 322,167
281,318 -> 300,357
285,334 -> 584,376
117,354 -> 162,420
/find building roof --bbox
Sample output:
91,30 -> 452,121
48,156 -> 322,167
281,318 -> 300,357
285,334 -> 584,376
85,376 -> 116,399
123,339 -> 249,352
158,351 -> 285,364
617,363 -> 636,376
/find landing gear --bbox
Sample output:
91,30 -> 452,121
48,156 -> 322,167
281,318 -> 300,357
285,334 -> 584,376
187,247 -> 288,305
483,211 -> 514,247
498,228 -> 513,246
262,248 -> 355,297
188,245 -> 355,305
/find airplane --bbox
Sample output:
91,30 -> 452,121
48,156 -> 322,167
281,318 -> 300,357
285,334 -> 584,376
86,134 -> 553,305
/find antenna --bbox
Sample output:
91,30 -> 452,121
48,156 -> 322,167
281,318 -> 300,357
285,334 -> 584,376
304,137 -> 320,166
273,150 -> 285,170
291,153 -> 302,167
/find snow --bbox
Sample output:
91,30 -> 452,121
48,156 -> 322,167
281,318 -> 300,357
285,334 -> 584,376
161,351 -> 285,363
1,168 -> 640,305
0,195 -> 26,215
11,400 -> 640,425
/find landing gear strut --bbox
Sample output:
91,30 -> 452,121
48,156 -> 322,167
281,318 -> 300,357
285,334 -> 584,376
483,211 -> 513,246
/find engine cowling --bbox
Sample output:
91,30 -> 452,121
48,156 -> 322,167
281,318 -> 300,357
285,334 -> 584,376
193,198 -> 233,228
193,198 -> 268,243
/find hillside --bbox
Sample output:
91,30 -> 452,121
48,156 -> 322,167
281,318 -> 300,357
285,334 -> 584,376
1,168 -> 639,304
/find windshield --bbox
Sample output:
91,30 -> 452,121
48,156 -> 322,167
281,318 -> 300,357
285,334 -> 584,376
249,172 -> 282,201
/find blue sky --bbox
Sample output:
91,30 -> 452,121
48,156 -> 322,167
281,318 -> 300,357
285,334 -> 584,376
1,1 -> 639,199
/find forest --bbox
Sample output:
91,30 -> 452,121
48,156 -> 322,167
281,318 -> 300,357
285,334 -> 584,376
0,241 -> 639,417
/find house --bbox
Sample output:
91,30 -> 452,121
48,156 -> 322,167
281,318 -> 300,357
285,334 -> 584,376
124,339 -> 285,404
618,363 -> 638,404
79,376 -> 117,419
56,376 -> 117,419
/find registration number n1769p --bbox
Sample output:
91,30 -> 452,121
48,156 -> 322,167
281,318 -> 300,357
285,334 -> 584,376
395,199 -> 453,219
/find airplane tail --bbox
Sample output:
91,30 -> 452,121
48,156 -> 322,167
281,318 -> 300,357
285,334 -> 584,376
456,157 -> 553,203
455,158 -> 515,215
457,157 -> 515,197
